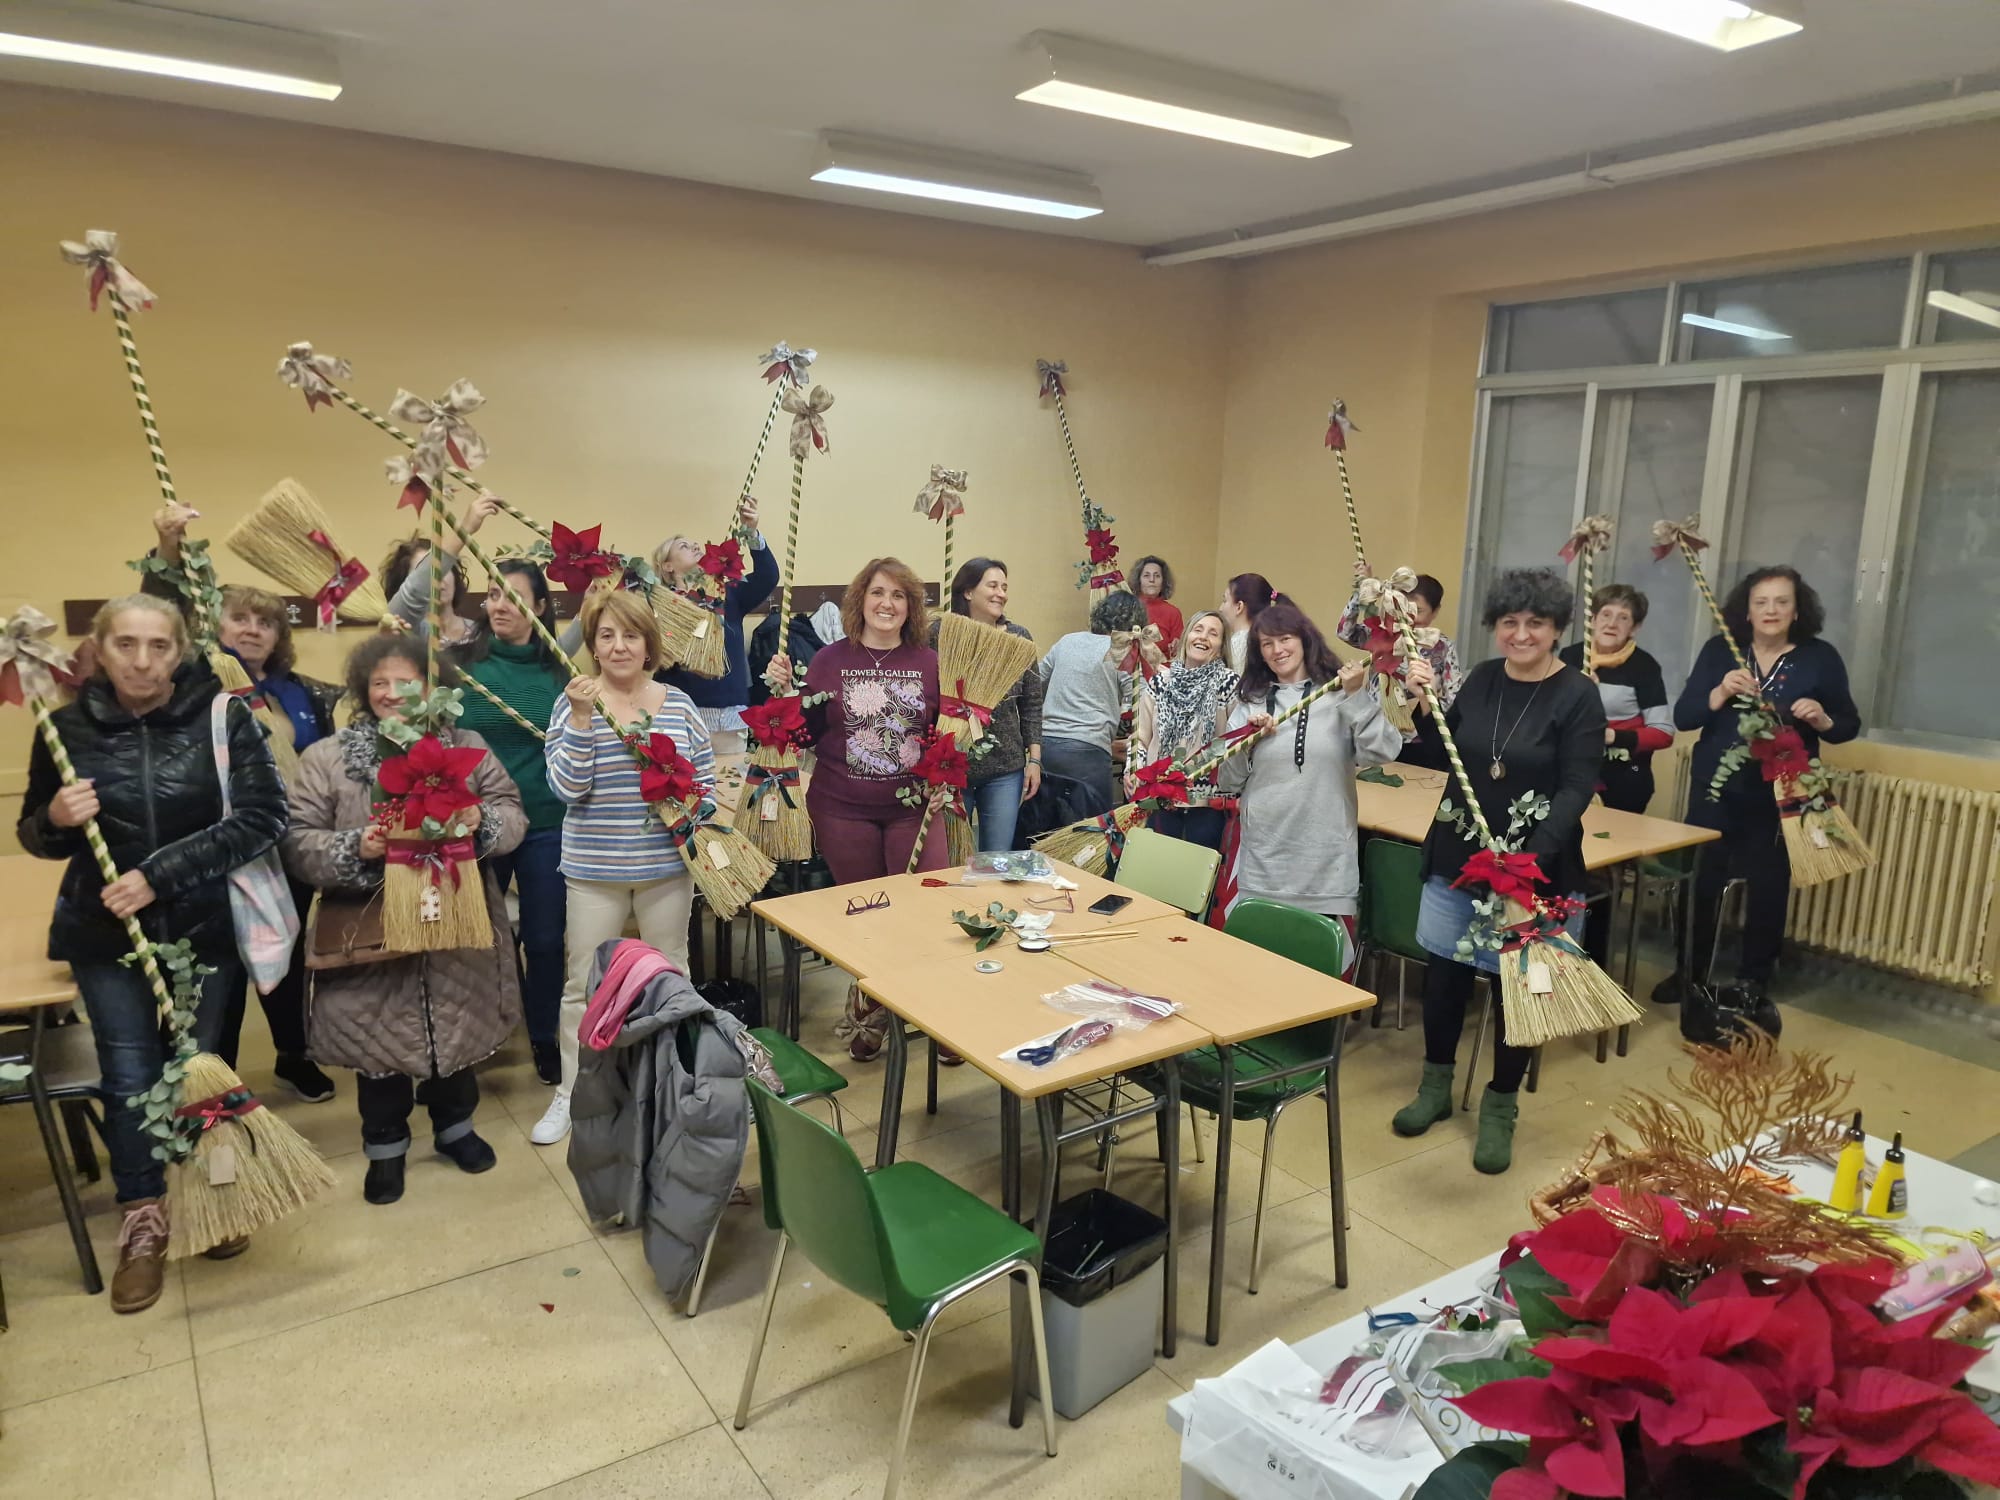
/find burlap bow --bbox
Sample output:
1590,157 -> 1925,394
1559,514 -> 1614,564
388,381 -> 489,470
277,342 -> 353,411
1036,358 -> 1067,399
758,341 -> 816,387
782,384 -> 834,460
385,444 -> 447,512
0,605 -> 79,706
1108,623 -> 1168,680
58,230 -> 156,312
1355,568 -> 1421,623
913,464 -> 968,521
1650,516 -> 1708,561
1324,398 -> 1358,452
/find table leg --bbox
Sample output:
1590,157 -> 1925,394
1325,1024 -> 1349,1290
878,1010 -> 908,1168
1160,1058 -> 1181,1360
715,912 -> 733,982
784,937 -> 802,1042
28,1009 -> 102,1295
754,915 -> 769,1012
1205,1045 -> 1236,1347
1012,1093 -> 1065,1429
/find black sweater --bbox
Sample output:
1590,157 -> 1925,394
1674,634 -> 1861,828
1420,659 -> 1606,897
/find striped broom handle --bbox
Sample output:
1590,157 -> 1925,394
943,514 -> 956,600
108,291 -> 176,509
428,481 -> 448,693
1679,541 -> 1758,680
779,451 -> 804,633
1581,548 -> 1598,683
1049,389 -> 1093,519
1180,672 -> 1354,785
1389,623 -> 1503,853
320,382 -> 547,541
30,699 -> 176,1019
1331,447 -> 1368,574
904,795 -> 943,876
736,384 -> 787,538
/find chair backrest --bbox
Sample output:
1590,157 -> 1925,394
1223,898 -> 1358,1054
746,1078 -> 889,1306
1361,838 -> 1428,963
1116,826 -> 1222,916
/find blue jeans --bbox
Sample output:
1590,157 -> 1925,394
73,954 -> 241,1204
972,770 -> 1025,853
488,826 -> 566,1046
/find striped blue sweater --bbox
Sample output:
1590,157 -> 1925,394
545,690 -> 715,883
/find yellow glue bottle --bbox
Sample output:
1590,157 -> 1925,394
1829,1112 -> 1868,1213
1866,1132 -> 1909,1221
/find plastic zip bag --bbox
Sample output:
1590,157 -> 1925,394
1040,978 -> 1179,1028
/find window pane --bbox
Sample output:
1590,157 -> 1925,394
1582,386 -> 1714,690
1722,377 -> 1880,658
1470,393 -> 1586,650
1881,372 -> 2000,743
1921,249 -> 2000,345
1678,260 -> 1908,360
1490,290 -> 1667,374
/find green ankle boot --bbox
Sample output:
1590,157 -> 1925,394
1473,1087 -> 1520,1174
1392,1062 -> 1456,1138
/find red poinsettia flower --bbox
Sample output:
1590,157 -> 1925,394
1085,527 -> 1119,565
910,730 -> 969,791
699,539 -> 745,586
546,521 -> 620,594
629,732 -> 695,806
741,695 -> 806,750
377,734 -> 485,830
1784,1366 -> 2000,1499
1453,848 -> 1545,904
1131,757 -> 1190,809
1361,619 -> 1405,676
1453,1372 -> 1631,1498
1749,726 -> 1811,783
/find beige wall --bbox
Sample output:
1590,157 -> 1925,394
0,83 -> 1230,842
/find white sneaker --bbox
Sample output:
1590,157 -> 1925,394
530,1092 -> 571,1146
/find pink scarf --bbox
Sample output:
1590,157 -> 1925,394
580,939 -> 681,1052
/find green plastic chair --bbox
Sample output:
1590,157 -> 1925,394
1359,838 -> 1427,1030
685,1028 -> 849,1319
1115,826 -> 1223,916
734,1079 -> 1056,1500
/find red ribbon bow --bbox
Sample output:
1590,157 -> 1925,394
377,735 -> 486,831
1324,399 -> 1356,452
174,1086 -> 262,1129
628,731 -> 697,806
1361,619 -> 1407,678
1131,758 -> 1190,809
940,678 -> 996,731
306,530 -> 369,630
742,695 -> 807,750
1085,527 -> 1119,566
1750,726 -> 1811,783
385,837 -> 478,889
700,538 -> 746,586
1453,848 -> 1545,904
547,521 -> 621,594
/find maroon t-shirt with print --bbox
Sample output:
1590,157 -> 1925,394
801,639 -> 941,814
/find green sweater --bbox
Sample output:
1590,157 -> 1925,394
457,639 -> 567,831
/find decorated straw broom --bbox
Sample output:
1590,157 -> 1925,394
225,477 -> 389,626
1036,360 -> 1129,605
1323,399 -> 1412,733
2,605 -> 334,1255
1366,569 -> 1643,1047
898,729 -> 972,875
1109,618 -> 1168,786
1652,518 -> 1873,887
1559,515 -> 1614,683
57,231 -> 251,694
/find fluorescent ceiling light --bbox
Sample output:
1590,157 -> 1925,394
0,0 -> 340,100
811,133 -> 1102,220
1555,0 -> 1802,51
1927,290 -> 2000,332
1681,312 -> 1791,341
1017,32 -> 1350,157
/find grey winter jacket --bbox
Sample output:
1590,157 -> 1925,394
566,939 -> 750,1302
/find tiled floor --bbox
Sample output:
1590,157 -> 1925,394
4,948 -> 1997,1499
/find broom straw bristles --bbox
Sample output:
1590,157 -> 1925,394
225,478 -> 389,622
1494,898 -> 1645,1048
166,1053 -> 337,1258
381,852 -> 495,952
1782,800 -> 1871,888
1031,806 -> 1144,877
687,823 -> 777,920
937,614 -> 1037,742
945,808 -> 976,866
743,745 -> 813,862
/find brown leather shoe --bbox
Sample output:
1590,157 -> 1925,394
202,1236 -> 250,1261
110,1199 -> 169,1314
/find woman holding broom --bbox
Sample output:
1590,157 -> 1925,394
18,594 -> 289,1311
1658,566 -> 1858,1013
653,496 -> 781,756
284,634 -> 524,1203
1393,568 -> 1604,1176
532,588 -> 715,1145
942,557 -> 1043,853
1127,610 -> 1238,851
765,558 -> 945,1062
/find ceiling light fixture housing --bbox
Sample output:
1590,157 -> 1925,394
0,0 -> 340,99
810,132 -> 1103,220
1927,289 -> 2000,333
1016,31 -> 1351,158
1555,0 -> 1803,52
1681,311 -> 1792,341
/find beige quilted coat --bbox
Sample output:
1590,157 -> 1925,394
282,723 -> 525,1079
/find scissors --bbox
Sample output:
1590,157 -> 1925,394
1017,1019 -> 1115,1067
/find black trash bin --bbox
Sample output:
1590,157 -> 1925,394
1037,1189 -> 1168,1416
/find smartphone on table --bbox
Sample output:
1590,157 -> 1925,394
1087,893 -> 1132,917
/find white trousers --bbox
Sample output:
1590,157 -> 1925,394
557,873 -> 695,1095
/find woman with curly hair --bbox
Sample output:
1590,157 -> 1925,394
1131,554 -> 1183,654
1127,610 -> 1237,849
1395,568 -> 1604,1176
1659,566 -> 1859,1011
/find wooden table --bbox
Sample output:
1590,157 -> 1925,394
1050,915 -> 1378,1345
858,948 -> 1212,1407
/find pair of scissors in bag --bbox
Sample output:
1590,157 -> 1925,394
1016,1019 -> 1115,1067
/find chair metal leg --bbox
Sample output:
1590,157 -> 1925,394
926,1033 -> 939,1116
60,1099 -> 101,1183
1462,986 -> 1490,1112
1395,955 -> 1408,1030
27,1010 -> 100,1294
1248,1100 -> 1292,1296
1099,1076 -> 1122,1185
1526,1047 -> 1542,1094
1022,1264 -> 1059,1458
884,1311 -> 941,1500
1326,1073 -> 1349,1290
686,1212 -> 724,1318
1189,1103 -> 1205,1164
733,1230 -> 790,1429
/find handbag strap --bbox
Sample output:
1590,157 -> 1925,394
210,692 -> 235,816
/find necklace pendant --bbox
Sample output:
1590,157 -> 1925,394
1490,758 -> 1506,781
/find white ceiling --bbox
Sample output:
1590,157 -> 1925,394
6,0 -> 2000,249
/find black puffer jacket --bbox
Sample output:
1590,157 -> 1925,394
17,661 -> 290,964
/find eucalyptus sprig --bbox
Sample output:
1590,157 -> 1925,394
118,939 -> 213,1161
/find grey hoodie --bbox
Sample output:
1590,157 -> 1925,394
566,940 -> 750,1302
